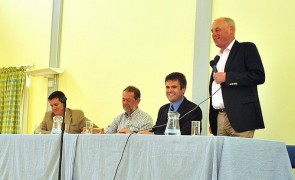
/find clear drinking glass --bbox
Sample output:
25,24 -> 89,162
64,123 -> 70,134
85,120 -> 93,134
34,124 -> 42,134
191,121 -> 201,136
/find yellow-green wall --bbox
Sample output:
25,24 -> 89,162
59,0 -> 197,132
1,0 -> 294,146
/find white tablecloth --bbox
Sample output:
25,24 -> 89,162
0,134 -> 294,180
0,134 -> 60,179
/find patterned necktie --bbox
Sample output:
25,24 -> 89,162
170,105 -> 174,111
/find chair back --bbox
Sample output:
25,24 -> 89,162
286,145 -> 295,168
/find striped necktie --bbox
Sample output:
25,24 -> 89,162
170,105 -> 174,111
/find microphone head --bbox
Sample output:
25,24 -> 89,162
214,55 -> 220,62
210,55 -> 220,67
209,60 -> 215,67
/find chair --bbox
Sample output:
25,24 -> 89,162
286,145 -> 295,168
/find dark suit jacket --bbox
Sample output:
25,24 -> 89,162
153,97 -> 202,135
209,41 -> 265,135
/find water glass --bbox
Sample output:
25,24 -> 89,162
85,121 -> 93,134
35,124 -> 42,134
65,123 -> 70,134
191,121 -> 201,136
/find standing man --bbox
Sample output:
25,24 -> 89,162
209,17 -> 265,138
104,86 -> 153,134
140,72 -> 202,135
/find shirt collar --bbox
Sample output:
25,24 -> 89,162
227,39 -> 235,50
218,39 -> 235,55
124,108 -> 140,117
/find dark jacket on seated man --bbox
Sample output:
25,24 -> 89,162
153,97 -> 202,135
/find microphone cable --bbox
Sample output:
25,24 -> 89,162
112,87 -> 221,179
133,123 -> 168,133
58,102 -> 67,180
139,87 -> 221,132
179,86 -> 221,120
112,132 -> 135,180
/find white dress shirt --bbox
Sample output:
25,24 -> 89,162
212,39 -> 235,109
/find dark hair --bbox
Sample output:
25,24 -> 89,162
165,72 -> 187,89
48,91 -> 67,104
123,86 -> 141,99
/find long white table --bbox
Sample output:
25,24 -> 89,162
0,134 -> 294,180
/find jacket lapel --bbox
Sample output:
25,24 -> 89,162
176,98 -> 188,119
225,40 -> 239,71
64,108 -> 72,124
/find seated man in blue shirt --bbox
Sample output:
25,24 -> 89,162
139,72 -> 202,135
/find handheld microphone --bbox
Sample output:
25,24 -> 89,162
210,55 -> 220,73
